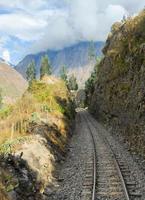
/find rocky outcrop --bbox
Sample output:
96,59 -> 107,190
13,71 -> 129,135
90,10 -> 145,157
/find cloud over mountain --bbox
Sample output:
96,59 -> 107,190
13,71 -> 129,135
0,0 -> 145,63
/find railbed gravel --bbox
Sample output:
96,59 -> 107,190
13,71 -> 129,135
90,113 -> 145,200
44,111 -> 145,200
46,113 -> 93,200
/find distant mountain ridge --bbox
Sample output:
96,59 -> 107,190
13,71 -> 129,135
15,41 -> 104,86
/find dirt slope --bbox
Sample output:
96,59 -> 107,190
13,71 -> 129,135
0,75 -> 75,200
0,62 -> 28,104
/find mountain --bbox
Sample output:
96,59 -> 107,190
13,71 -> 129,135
0,61 -> 28,104
89,10 -> 145,157
15,41 -> 104,87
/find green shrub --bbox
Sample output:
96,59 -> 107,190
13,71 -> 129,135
30,112 -> 40,123
0,106 -> 13,120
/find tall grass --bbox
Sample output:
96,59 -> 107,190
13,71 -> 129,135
0,78 -> 70,146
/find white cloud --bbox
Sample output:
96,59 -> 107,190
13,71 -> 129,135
69,1 -> 127,41
0,0 -> 145,57
0,0 -> 48,11
0,12 -> 48,41
2,50 -> 10,62
31,0 -> 128,52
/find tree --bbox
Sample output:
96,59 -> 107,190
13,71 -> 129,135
60,65 -> 68,82
26,61 -> 36,83
88,41 -> 96,61
85,60 -> 101,105
67,74 -> 78,91
40,55 -> 52,79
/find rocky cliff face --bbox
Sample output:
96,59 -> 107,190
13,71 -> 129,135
90,10 -> 145,157
15,41 -> 104,86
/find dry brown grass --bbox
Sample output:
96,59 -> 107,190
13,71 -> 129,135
0,76 -> 72,150
0,191 -> 9,200
0,76 -> 74,197
0,93 -> 37,144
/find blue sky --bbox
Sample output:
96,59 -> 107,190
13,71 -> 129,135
0,0 -> 145,65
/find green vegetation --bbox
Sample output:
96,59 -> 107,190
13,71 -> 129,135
60,66 -> 78,94
0,136 -> 30,155
88,9 -> 145,159
67,74 -> 78,91
76,89 -> 86,108
85,64 -> 97,94
85,58 -> 102,104
111,22 -> 122,34
85,66 -> 97,105
0,75 -> 76,198
88,41 -> 96,61
103,10 -> 145,81
0,106 -> 13,120
28,80 -> 66,113
26,61 -> 36,83
28,79 -> 75,119
60,65 -> 68,83
0,76 -> 75,146
40,55 -> 52,79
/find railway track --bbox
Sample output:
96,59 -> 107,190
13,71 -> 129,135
81,111 -> 142,200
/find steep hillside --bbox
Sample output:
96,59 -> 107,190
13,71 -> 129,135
0,58 -> 14,67
0,76 -> 75,199
0,61 -> 28,104
90,10 -> 145,157
15,41 -> 104,85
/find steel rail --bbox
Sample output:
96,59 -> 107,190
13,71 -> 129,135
82,113 -> 97,200
83,111 -> 130,200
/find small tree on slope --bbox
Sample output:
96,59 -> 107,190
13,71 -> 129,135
40,55 -> 52,79
68,74 -> 78,91
60,65 -> 68,83
26,61 -> 36,83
